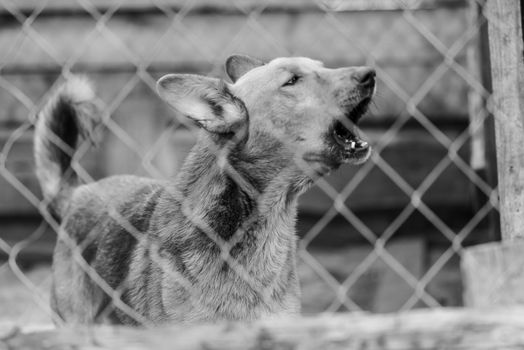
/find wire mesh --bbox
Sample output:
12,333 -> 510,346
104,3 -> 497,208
0,0 -> 503,332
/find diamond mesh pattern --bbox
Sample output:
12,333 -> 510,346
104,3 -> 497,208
0,0 -> 501,327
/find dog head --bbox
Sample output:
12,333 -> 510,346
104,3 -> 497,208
157,55 -> 375,179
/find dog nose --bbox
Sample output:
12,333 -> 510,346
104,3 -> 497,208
352,67 -> 376,87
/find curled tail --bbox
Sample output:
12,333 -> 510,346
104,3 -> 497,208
34,76 -> 99,220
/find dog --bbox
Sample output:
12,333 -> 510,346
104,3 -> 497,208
34,55 -> 375,325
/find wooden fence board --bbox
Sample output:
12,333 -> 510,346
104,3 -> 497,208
0,123 -> 474,216
3,308 -> 524,350
426,245 -> 463,307
461,0 -> 524,312
0,9 -> 467,71
300,127 -> 473,214
0,1 -> 485,260
300,238 -> 425,313
485,0 -> 524,240
0,65 -> 470,127
462,241 -> 524,307
0,0 -> 469,15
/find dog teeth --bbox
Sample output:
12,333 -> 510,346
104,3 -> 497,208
346,140 -> 368,152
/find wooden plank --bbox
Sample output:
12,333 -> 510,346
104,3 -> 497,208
0,0 -> 469,15
0,72 -> 479,219
462,241 -> 524,307
373,238 -> 426,312
4,308 -> 524,349
0,124 -> 476,216
0,64 -> 470,126
0,131 -> 42,215
472,0 -> 501,242
0,125 -> 102,215
466,2 -> 487,174
300,127 -> 473,214
300,238 -> 425,313
0,220 -> 55,263
425,245 -> 462,307
297,213 -> 494,248
486,0 -> 524,240
0,9 -> 468,72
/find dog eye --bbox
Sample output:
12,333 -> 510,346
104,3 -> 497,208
282,75 -> 300,87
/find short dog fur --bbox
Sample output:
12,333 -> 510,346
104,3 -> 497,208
35,55 -> 375,325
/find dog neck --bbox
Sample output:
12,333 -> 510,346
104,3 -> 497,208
175,130 -> 309,237
168,130 -> 309,268
151,130 -> 308,318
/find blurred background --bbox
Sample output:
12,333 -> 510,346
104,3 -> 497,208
0,0 -> 498,325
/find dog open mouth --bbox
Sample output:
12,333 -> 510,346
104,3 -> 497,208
332,97 -> 372,160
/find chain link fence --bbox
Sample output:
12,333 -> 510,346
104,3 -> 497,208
0,0 -> 502,329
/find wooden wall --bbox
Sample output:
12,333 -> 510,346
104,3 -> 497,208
0,0 -> 495,263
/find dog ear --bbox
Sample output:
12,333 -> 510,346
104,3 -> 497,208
225,55 -> 265,83
157,74 -> 247,134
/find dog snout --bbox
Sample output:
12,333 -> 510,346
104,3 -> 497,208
351,67 -> 376,89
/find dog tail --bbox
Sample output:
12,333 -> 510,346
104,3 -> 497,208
34,76 -> 99,219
